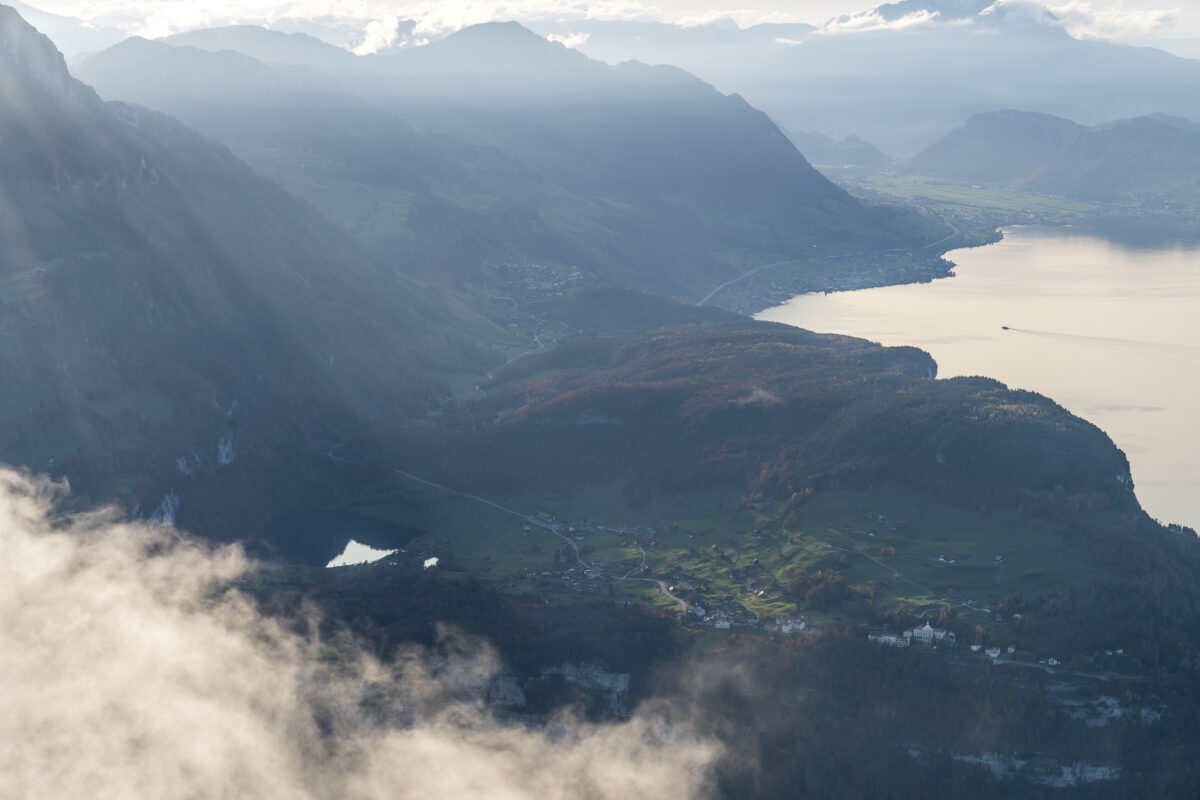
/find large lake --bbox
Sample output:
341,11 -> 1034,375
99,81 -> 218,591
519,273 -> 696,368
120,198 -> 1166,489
757,226 -> 1200,531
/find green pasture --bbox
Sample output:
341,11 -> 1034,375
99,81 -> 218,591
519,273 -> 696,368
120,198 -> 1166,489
852,174 -> 1100,215
362,472 -> 1106,632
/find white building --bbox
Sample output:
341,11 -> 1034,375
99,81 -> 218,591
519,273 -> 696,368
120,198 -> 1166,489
906,621 -> 949,646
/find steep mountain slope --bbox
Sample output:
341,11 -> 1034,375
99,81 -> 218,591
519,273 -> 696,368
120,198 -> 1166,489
0,5 -> 465,541
367,23 -> 861,221
6,0 -> 123,58
907,109 -> 1200,199
356,22 -> 951,289
78,23 -> 945,300
74,36 -> 609,287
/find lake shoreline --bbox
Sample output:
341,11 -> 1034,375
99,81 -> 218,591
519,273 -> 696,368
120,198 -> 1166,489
754,224 -> 1200,532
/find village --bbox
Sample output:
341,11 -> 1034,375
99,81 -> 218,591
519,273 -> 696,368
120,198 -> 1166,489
392,459 -> 1142,678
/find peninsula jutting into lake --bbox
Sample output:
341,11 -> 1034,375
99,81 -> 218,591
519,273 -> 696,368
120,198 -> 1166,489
760,225 -> 1200,532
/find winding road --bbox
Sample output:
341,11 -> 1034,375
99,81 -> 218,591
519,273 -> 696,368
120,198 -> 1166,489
696,258 -> 804,307
475,321 -> 569,397
615,547 -> 687,612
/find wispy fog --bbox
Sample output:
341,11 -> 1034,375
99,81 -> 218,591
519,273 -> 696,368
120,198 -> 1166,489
0,468 -> 718,799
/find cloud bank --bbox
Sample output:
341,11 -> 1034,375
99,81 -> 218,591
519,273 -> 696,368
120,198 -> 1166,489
814,0 -> 1180,39
817,8 -> 941,35
1040,0 -> 1179,39
0,468 -> 717,799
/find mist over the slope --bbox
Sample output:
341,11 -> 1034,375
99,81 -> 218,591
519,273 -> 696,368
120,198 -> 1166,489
0,467 -> 718,799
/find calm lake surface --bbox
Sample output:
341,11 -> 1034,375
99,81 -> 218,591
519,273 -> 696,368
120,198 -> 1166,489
757,226 -> 1200,531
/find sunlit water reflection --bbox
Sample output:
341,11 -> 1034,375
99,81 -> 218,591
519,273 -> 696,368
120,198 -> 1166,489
757,226 -> 1200,531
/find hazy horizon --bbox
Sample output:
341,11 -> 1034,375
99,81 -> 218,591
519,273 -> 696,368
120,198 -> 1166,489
17,0 -> 1200,59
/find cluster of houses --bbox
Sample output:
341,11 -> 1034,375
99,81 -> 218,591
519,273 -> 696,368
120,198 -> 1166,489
864,620 -> 1139,670
486,261 -> 583,305
870,623 -> 1028,662
715,249 -> 955,316
687,602 -> 760,630
685,602 -> 806,634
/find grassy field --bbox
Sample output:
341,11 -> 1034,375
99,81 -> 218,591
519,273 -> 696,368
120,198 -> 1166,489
847,174 -> 1101,216
349,472 -> 1098,635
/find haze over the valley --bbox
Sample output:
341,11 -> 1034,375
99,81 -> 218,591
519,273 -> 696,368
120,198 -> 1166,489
6,0 -> 1200,795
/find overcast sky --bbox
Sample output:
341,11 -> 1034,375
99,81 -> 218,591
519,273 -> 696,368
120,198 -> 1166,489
24,0 -> 1200,58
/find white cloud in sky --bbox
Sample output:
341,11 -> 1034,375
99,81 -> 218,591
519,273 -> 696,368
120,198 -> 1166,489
1043,0 -> 1179,39
811,0 -> 1182,40
547,30 -> 592,47
817,8 -> 940,34
673,7 -> 805,27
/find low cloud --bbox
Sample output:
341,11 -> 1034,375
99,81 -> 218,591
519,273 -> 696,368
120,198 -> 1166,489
1041,0 -> 1179,39
0,468 -> 718,799
814,0 -> 1179,41
674,8 -> 802,28
817,8 -> 942,35
547,31 -> 592,48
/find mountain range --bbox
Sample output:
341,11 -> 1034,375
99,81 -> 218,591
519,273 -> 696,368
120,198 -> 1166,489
0,4 -> 954,544
9,5 -> 1200,793
906,109 -> 1200,200
13,0 -> 1200,160
786,131 -> 895,169
530,0 -> 1200,157
75,22 -> 942,299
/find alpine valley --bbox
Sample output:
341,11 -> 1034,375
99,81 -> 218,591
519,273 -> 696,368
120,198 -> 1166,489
5,2 -> 1200,797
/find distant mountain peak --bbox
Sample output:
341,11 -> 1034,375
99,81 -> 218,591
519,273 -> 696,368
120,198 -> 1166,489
965,108 -> 1077,127
448,20 -> 541,41
436,20 -> 565,55
163,24 -> 356,69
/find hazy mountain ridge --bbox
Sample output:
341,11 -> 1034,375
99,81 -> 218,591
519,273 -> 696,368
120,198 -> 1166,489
77,20 -> 943,299
787,130 -> 894,168
531,5 -> 1200,157
907,108 -> 1200,199
163,24 -> 356,71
